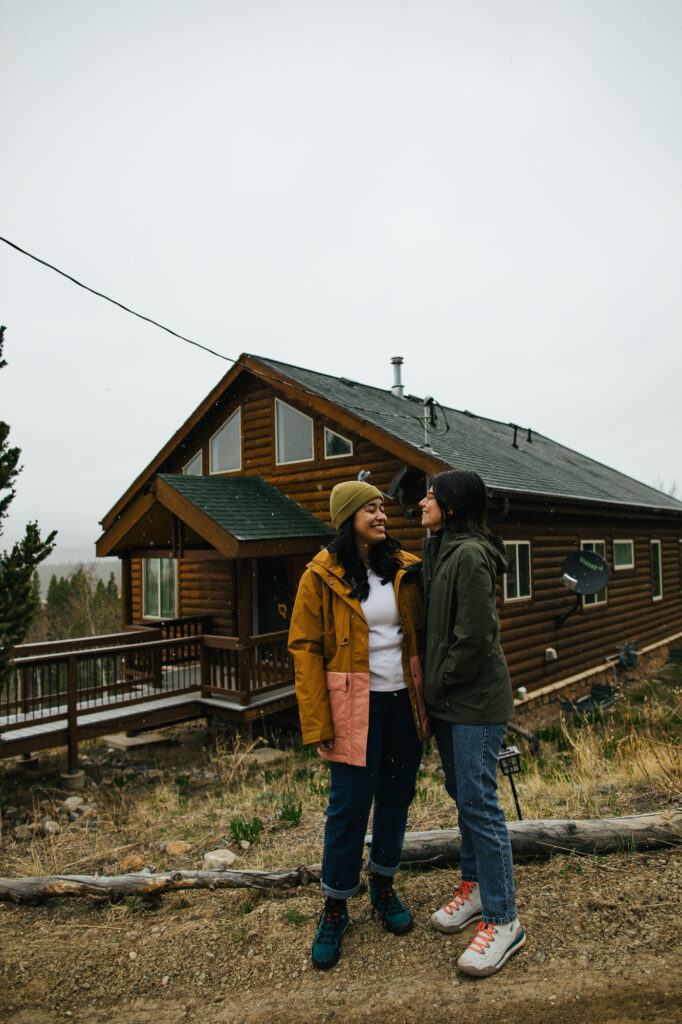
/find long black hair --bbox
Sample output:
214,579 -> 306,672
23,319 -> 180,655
331,518 -> 402,602
431,469 -> 491,537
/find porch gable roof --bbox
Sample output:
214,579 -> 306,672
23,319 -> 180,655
96,474 -> 335,559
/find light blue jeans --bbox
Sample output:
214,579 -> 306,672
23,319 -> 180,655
433,719 -> 517,925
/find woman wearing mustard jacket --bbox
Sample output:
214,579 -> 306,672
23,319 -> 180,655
289,481 -> 428,970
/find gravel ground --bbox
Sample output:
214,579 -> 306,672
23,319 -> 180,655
1,846 -> 681,1023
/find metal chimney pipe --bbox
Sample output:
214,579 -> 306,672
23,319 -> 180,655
391,356 -> 404,398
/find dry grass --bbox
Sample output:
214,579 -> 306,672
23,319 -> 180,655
1,665 -> 681,880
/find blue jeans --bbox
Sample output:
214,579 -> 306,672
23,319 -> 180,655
433,719 -> 517,925
321,689 -> 423,899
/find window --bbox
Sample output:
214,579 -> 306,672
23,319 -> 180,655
183,451 -> 202,475
210,408 -> 241,474
504,541 -> 531,601
275,399 -> 313,465
581,540 -> 607,606
324,427 -> 353,459
143,559 -> 177,618
651,540 -> 662,601
613,539 -> 634,570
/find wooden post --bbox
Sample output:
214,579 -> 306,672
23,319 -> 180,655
66,655 -> 79,773
237,558 -> 253,705
121,557 -> 133,628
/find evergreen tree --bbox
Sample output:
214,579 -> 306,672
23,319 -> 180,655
0,325 -> 56,684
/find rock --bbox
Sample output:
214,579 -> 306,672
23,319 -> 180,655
203,848 -> 237,870
41,819 -> 62,835
120,854 -> 145,872
161,976 -> 170,987
240,840 -> 250,851
62,796 -> 85,813
13,824 -> 30,841
245,747 -> 286,766
129,951 -> 137,961
165,840 -> 192,857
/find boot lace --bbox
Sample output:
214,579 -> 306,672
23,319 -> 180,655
444,879 -> 477,915
467,922 -> 497,954
373,877 -> 404,914
317,903 -> 344,942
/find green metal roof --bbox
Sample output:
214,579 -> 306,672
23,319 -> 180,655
255,356 -> 682,514
157,474 -> 335,541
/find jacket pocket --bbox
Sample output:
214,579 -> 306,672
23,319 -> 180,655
325,671 -> 349,739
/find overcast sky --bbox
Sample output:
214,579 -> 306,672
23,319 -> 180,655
2,0 -> 681,562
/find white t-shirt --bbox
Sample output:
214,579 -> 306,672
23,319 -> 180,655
362,569 -> 406,692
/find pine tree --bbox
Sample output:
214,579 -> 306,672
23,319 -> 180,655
0,325 -> 56,685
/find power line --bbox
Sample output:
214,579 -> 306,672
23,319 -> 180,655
0,234 -> 232,364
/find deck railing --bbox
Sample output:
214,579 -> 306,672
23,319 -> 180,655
1,622 -> 293,762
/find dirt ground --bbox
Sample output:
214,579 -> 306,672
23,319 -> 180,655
1,846 -> 681,1023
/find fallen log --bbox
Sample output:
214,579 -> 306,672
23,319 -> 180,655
1,809 -> 679,904
397,808 -> 682,865
0,864 -> 322,904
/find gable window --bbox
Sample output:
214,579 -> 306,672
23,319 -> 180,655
651,540 -> 662,601
324,427 -> 353,459
504,541 -> 531,601
582,540 -> 607,606
183,451 -> 202,475
275,399 -> 313,465
210,408 -> 241,474
143,559 -> 177,618
613,539 -> 634,570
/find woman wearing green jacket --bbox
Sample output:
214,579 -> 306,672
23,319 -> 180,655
420,469 -> 526,977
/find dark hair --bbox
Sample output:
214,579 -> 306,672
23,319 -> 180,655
331,518 -> 401,602
431,469 -> 491,537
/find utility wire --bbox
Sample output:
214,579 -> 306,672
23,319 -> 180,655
0,234 -> 232,364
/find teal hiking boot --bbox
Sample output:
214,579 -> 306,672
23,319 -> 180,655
312,897 -> 349,969
369,873 -> 413,935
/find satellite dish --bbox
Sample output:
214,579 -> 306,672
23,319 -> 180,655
560,550 -> 611,595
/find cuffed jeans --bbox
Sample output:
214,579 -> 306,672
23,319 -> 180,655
321,688 -> 422,899
433,718 -> 517,925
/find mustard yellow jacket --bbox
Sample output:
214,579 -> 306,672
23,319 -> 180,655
288,546 -> 428,767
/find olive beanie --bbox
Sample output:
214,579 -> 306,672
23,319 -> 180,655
329,481 -> 383,530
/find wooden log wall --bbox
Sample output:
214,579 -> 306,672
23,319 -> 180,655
127,372 -> 682,698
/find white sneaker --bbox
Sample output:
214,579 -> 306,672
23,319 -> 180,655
457,918 -> 526,976
430,880 -> 482,934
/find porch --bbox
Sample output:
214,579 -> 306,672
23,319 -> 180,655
1,616 -> 296,770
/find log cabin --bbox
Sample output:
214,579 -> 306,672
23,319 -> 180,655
95,352 -> 682,709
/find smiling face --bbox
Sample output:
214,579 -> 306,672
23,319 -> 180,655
420,489 -> 444,531
352,498 -> 388,553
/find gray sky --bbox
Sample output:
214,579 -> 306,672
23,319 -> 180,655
2,0 -> 681,562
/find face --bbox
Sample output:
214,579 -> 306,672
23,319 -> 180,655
352,498 -> 388,549
420,488 -> 443,531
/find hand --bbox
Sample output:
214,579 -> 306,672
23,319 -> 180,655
319,738 -> 334,750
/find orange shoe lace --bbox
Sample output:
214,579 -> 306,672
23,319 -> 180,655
467,922 -> 497,954
444,879 -> 477,916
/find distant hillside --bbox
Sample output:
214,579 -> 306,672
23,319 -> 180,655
35,559 -> 121,596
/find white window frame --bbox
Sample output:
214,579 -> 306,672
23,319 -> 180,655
651,539 -> 663,602
142,558 -> 178,619
613,539 -> 634,570
209,407 -> 242,475
503,541 -> 532,602
324,426 -> 354,460
581,540 -> 608,607
183,450 -> 202,475
274,398 -> 314,466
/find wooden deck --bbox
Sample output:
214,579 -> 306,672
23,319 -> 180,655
1,618 -> 295,768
